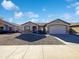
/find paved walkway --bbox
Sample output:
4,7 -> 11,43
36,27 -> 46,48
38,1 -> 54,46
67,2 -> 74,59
0,45 -> 79,59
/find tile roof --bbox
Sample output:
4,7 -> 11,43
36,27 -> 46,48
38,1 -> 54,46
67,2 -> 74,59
70,23 -> 79,26
36,23 -> 46,26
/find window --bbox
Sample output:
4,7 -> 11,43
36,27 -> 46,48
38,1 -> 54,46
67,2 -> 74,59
24,26 -> 30,30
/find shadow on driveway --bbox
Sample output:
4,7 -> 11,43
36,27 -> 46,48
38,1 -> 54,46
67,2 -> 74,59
16,34 -> 46,42
15,34 -> 65,45
52,34 -> 79,44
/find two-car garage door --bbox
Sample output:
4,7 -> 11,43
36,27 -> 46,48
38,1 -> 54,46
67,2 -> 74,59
49,25 -> 67,34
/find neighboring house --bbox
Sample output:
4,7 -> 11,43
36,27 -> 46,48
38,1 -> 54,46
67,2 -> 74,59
70,23 -> 79,34
21,19 -> 70,34
0,19 -> 18,33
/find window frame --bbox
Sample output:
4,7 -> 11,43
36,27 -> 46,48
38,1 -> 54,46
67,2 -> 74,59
24,26 -> 30,30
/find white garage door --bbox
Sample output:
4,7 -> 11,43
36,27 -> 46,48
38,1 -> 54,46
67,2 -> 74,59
49,25 -> 67,34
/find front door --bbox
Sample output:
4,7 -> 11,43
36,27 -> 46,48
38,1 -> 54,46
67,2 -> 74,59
32,26 -> 37,33
0,27 -> 4,33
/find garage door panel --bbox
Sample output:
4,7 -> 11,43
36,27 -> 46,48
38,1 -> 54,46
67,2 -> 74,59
49,25 -> 67,34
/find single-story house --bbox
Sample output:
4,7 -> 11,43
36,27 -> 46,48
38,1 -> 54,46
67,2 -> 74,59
21,21 -> 39,34
70,23 -> 79,34
1,18 -> 78,34
0,19 -> 18,33
21,19 -> 70,34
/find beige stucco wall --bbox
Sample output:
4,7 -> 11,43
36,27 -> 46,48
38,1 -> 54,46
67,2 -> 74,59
23,22 -> 38,31
21,22 -> 39,34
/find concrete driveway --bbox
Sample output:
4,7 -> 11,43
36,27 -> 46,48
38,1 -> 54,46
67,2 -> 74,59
0,33 -> 64,45
0,33 -> 79,45
52,34 -> 79,44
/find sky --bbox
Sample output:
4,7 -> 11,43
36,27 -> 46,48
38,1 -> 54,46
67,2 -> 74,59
0,0 -> 79,24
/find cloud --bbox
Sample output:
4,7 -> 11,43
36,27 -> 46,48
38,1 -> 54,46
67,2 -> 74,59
1,0 -> 19,10
47,14 -> 54,18
1,0 -> 24,24
66,0 -> 79,16
29,18 -> 39,22
26,12 -> 39,18
66,0 -> 71,1
42,8 -> 46,11
66,0 -> 79,8
76,6 -> 79,10
8,18 -> 13,22
67,5 -> 71,8
73,2 -> 79,15
67,2 -> 79,8
62,13 -> 72,19
74,2 -> 79,10
73,2 -> 79,6
68,2 -> 79,8
66,0 -> 76,3
76,10 -> 79,15
14,11 -> 23,19
25,11 -> 40,22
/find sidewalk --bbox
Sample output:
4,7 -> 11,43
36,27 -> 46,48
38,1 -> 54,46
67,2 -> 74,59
0,45 -> 79,59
